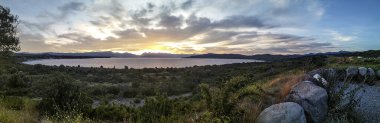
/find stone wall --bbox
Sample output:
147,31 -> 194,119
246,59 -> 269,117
256,66 -> 380,123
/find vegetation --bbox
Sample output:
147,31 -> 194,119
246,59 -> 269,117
0,4 -> 379,122
0,5 -> 19,57
0,54 -> 328,122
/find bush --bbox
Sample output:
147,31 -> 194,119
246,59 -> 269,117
90,104 -> 131,121
6,71 -> 29,88
37,73 -> 92,117
107,86 -> 120,95
325,70 -> 363,123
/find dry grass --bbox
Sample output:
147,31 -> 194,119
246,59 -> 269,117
261,70 -> 306,103
239,98 -> 263,123
237,70 -> 306,122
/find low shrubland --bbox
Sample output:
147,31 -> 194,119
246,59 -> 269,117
1,55 -> 376,122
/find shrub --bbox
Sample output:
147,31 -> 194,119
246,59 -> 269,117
107,86 -> 120,95
90,104 -> 131,121
37,73 -> 92,117
6,71 -> 29,88
325,69 -> 363,123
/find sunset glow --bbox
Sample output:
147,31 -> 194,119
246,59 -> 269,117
2,0 -> 379,54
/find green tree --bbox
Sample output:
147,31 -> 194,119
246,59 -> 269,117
0,5 -> 20,57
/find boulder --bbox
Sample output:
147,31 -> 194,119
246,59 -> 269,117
323,68 -> 337,79
346,66 -> 358,78
307,68 -> 337,79
256,102 -> 307,123
358,67 -> 368,77
285,81 -> 328,123
367,68 -> 376,84
311,74 -> 328,88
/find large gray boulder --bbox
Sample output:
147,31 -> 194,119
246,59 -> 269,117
346,66 -> 358,78
367,68 -> 376,83
285,81 -> 328,123
358,67 -> 368,77
256,102 -> 307,123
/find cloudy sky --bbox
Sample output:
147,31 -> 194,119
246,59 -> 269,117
1,0 -> 379,55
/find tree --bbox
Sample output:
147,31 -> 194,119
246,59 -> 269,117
0,5 -> 19,57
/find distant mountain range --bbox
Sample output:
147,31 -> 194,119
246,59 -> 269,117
16,50 -> 380,61
186,50 -> 380,61
186,53 -> 301,61
16,52 -> 194,59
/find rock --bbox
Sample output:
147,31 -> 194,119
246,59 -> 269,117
285,81 -> 328,123
311,74 -> 328,88
367,68 -> 376,84
358,67 -> 368,77
308,68 -> 337,79
323,68 -> 337,79
308,69 -> 322,77
346,66 -> 358,78
307,69 -> 328,88
256,102 -> 307,123
377,70 -> 380,79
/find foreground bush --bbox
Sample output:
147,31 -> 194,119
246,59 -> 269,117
37,73 -> 91,117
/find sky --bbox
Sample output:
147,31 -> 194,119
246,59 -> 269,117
1,0 -> 379,55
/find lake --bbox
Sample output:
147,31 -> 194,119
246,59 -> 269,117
23,58 -> 261,69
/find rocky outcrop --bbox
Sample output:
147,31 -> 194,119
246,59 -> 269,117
311,74 -> 328,88
257,67 -> 378,123
367,68 -> 376,83
346,66 -> 358,78
358,67 -> 368,77
256,102 -> 307,123
306,68 -> 336,88
285,81 -> 328,123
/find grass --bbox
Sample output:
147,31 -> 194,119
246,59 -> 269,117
0,96 -> 39,123
327,57 -> 380,70
0,96 -> 98,123
234,70 -> 306,122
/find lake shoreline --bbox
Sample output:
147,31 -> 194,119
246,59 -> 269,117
22,58 -> 263,69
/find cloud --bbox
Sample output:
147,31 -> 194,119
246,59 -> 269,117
158,13 -> 184,29
58,2 -> 85,12
10,0 -> 334,54
328,30 -> 356,41
212,15 -> 274,29
181,0 -> 194,10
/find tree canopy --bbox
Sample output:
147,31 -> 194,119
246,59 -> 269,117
0,5 -> 19,56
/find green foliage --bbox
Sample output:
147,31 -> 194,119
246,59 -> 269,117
37,73 -> 92,117
198,76 -> 257,122
0,5 -> 20,57
324,69 -> 363,123
0,96 -> 39,123
89,104 -> 131,121
0,96 -> 25,110
0,54 -> 331,122
6,71 -> 29,88
137,94 -> 178,122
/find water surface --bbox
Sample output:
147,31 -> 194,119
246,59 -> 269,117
23,58 -> 261,69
